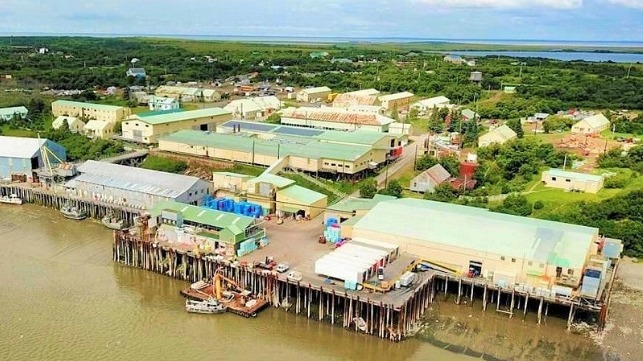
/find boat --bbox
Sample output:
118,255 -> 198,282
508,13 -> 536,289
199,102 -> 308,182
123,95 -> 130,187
185,299 -> 227,314
0,194 -> 22,205
60,203 -> 87,220
101,213 -> 126,230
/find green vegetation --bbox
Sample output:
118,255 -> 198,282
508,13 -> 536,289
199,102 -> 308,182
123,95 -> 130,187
281,173 -> 339,204
359,178 -> 378,199
379,180 -> 403,198
140,155 -> 188,173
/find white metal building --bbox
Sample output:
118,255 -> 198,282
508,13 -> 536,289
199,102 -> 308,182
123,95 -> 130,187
65,160 -> 212,210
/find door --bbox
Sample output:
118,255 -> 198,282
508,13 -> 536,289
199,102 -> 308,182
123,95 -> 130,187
469,261 -> 482,277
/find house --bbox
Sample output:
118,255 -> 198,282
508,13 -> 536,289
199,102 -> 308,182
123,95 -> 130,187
65,160 -> 212,210
126,68 -> 146,78
52,115 -> 85,133
0,106 -> 28,121
541,169 -> 605,194
411,96 -> 451,112
0,136 -> 66,181
410,164 -> 451,193
332,89 -> 380,108
443,55 -> 464,64
224,96 -> 281,120
155,85 -> 188,100
121,107 -> 232,144
181,88 -> 203,103
478,125 -> 517,147
388,122 -> 413,137
279,107 -> 396,133
378,91 -> 414,110
571,114 -> 610,135
148,96 -> 180,111
461,109 -> 478,122
348,198 -> 605,290
51,100 -> 131,125
470,71 -> 483,82
202,89 -> 221,102
296,86 -> 332,103
83,119 -> 114,139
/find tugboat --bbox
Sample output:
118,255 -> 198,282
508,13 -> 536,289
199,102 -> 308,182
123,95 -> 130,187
185,299 -> 227,314
0,194 -> 23,205
101,212 -> 126,230
60,203 -> 87,220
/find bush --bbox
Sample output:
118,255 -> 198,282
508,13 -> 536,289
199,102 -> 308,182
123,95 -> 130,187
604,174 -> 630,189
140,155 -> 188,173
359,178 -> 377,199
533,200 -> 544,210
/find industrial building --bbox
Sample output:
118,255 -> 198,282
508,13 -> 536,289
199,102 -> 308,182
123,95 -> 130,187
571,114 -> 611,135
411,96 -> 451,113
280,107 -> 396,133
159,127 -> 392,177
296,86 -> 331,103
121,107 -> 232,144
378,91 -> 414,110
0,136 -> 66,181
541,169 -> 605,194
344,198 -> 602,292
148,200 -> 263,251
212,171 -> 327,218
0,106 -> 28,121
332,89 -> 380,108
324,194 -> 396,224
65,160 -> 212,210
224,96 -> 282,120
478,124 -> 517,147
51,100 -> 131,125
155,86 -> 221,103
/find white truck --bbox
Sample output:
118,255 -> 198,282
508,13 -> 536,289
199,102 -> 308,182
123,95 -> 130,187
399,271 -> 417,287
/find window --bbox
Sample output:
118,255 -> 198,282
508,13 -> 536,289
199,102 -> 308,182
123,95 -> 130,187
565,179 -> 571,182
511,258 -> 516,263
331,163 -> 336,166
551,177 -> 557,181
145,125 -> 149,127
500,256 -> 505,261
539,263 -> 545,268
567,269 -> 574,276
528,261 -> 533,266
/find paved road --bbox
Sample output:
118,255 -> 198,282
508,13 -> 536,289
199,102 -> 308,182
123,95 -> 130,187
350,134 -> 428,196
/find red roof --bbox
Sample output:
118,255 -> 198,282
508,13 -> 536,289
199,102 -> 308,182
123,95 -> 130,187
449,178 -> 477,191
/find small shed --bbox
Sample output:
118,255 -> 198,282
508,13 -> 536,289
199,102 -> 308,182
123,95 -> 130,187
541,169 -> 604,194
410,164 -> 451,193
276,185 -> 327,219
478,125 -> 517,147
571,114 -> 610,135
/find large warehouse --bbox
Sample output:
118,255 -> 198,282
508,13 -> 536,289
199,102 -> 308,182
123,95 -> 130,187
65,160 -> 212,209
121,107 -> 232,144
51,100 -> 131,124
280,107 -> 396,133
0,136 -> 66,181
346,198 -> 601,290
159,126 -> 395,176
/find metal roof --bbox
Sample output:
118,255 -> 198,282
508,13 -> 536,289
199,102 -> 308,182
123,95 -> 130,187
300,86 -> 331,94
353,198 -> 597,269
224,96 -> 281,114
481,124 -> 517,142
277,185 -> 327,205
332,93 -> 379,107
137,108 -> 185,117
132,107 -> 231,125
576,114 -> 610,129
84,120 -> 110,131
461,109 -> 478,120
327,194 -> 396,213
161,130 -> 372,161
72,160 -> 208,199
545,169 -> 604,183
378,92 -> 414,102
415,96 -> 450,106
248,173 -> 295,189
52,100 -> 126,112
0,136 -> 48,159
149,200 -> 254,237
281,107 -> 395,126
414,164 -> 451,184
0,106 -> 28,116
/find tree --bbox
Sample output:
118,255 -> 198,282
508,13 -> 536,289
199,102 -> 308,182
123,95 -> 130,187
390,103 -> 399,121
359,178 -> 377,198
493,195 -> 532,217
265,113 -> 281,124
424,183 -> 459,202
416,155 -> 438,171
379,179 -> 402,198
60,119 -> 70,133
439,154 -> 460,177
507,119 -> 524,138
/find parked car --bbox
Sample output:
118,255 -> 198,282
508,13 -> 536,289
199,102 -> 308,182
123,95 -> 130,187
276,263 -> 290,273
287,271 -> 302,282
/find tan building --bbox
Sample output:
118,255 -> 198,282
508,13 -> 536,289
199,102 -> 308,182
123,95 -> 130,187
378,91 -> 414,110
571,114 -> 610,134
280,107 -> 396,133
349,198 -> 602,292
52,100 -> 131,125
541,169 -> 604,193
224,96 -> 281,120
276,185 -> 327,219
121,107 -> 232,144
478,124 -> 517,147
212,172 -> 254,195
296,86 -> 332,103
52,116 -> 85,133
332,89 -> 380,108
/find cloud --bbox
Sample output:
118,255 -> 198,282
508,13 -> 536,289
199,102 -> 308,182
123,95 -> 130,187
607,0 -> 643,8
413,0 -> 582,9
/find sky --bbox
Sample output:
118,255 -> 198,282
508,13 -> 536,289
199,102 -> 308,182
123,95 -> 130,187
0,0 -> 642,42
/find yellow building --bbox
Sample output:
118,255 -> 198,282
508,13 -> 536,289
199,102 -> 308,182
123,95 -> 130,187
349,198 -> 602,292
541,169 -> 604,194
571,114 -> 610,135
378,91 -> 414,110
51,100 -> 131,125
296,86 -> 332,103
478,124 -> 517,147
121,108 -> 232,144
276,184 -> 327,219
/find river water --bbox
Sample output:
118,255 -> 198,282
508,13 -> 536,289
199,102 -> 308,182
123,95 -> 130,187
0,204 -> 474,361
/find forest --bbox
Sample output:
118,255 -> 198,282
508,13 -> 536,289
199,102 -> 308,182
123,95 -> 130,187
0,36 -> 641,118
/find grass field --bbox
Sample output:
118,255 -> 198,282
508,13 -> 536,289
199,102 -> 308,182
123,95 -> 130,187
0,124 -> 37,137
